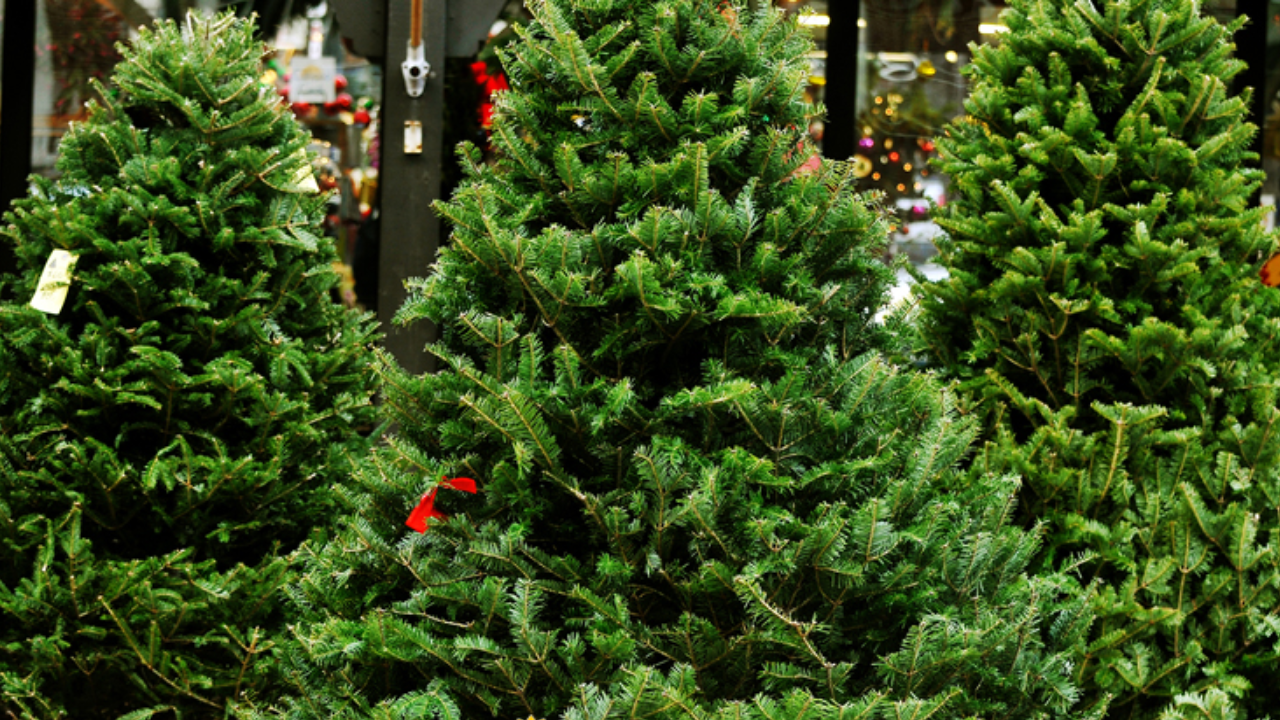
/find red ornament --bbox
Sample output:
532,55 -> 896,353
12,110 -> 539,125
353,109 -> 371,125
334,74 -> 348,91
322,101 -> 340,115
488,71 -> 509,94
406,477 -> 478,533
470,60 -> 510,131
290,101 -> 312,116
336,92 -> 353,110
469,61 -> 510,94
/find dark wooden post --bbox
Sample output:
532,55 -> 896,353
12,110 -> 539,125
1235,0 -> 1267,182
331,0 -> 506,375
822,0 -> 860,160
0,0 -> 38,273
375,0 -> 446,376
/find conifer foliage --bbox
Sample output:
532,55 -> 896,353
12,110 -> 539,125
916,0 -> 1280,716
260,1 -> 1093,718
0,13 -> 379,717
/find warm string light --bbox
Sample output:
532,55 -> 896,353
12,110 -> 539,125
855,134 -> 938,193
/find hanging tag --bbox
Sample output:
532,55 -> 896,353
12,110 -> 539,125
29,249 -> 79,315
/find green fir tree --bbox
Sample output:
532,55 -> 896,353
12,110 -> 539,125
0,13 -> 379,718
915,0 -> 1280,717
254,1 -> 1095,719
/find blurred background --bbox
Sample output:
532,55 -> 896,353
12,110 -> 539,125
0,0 -> 1265,312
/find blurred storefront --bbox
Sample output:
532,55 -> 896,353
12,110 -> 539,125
270,4 -> 384,306
0,0 -> 1275,313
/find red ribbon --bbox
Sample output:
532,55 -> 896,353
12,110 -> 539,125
406,477 -> 478,533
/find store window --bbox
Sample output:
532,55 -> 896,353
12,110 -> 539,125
788,0 -> 1004,281
852,0 -> 996,267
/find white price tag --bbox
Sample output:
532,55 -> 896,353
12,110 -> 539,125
29,249 -> 79,315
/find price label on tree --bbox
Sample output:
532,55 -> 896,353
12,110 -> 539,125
29,249 -> 78,315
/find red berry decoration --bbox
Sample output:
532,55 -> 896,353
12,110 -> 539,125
322,101 -> 340,115
336,92 -> 353,110
290,101 -> 312,116
334,74 -> 348,91
353,109 -> 371,125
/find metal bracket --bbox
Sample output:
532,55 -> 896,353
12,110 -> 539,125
402,40 -> 430,97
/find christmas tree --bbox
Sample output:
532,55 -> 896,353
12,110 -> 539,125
915,0 -> 1280,716
252,1 -> 1094,718
0,13 -> 379,717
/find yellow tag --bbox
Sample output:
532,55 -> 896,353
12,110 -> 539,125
290,148 -> 320,193
29,249 -> 79,315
